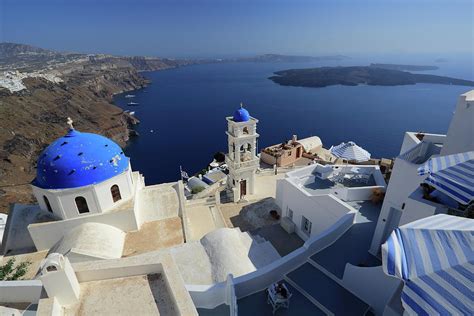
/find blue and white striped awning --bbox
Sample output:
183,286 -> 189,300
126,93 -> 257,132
382,214 -> 474,315
329,141 -> 371,162
417,151 -> 474,205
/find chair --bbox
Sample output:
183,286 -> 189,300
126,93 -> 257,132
267,282 -> 292,314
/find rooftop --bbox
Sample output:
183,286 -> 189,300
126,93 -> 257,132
286,164 -> 386,198
64,274 -> 173,315
123,217 -> 184,257
69,252 -> 197,315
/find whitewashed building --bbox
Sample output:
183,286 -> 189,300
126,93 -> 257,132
1,120 -> 188,262
369,90 -> 474,255
276,164 -> 386,240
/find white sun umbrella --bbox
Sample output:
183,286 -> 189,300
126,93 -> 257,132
330,141 -> 371,162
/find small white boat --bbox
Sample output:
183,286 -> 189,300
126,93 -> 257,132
127,102 -> 139,106
125,94 -> 135,98
129,111 -> 135,115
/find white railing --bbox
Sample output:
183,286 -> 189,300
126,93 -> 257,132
186,211 -> 355,309
0,280 -> 43,303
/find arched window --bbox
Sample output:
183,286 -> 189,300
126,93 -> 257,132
43,196 -> 53,213
111,185 -> 122,202
243,127 -> 249,135
75,196 -> 89,214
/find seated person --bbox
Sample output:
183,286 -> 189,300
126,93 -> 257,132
275,282 -> 288,299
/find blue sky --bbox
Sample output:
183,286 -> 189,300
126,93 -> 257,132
1,0 -> 472,57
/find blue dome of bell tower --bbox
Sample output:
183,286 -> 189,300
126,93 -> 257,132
233,103 -> 250,122
33,127 -> 130,190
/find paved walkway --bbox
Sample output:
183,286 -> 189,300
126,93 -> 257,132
251,224 -> 304,256
236,201 -> 381,315
311,201 -> 381,278
185,204 -> 221,241
287,263 -> 369,315
238,280 -> 326,316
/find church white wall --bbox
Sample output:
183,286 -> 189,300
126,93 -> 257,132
32,187 -> 65,219
93,167 -> 134,213
59,188 -> 100,218
32,168 -> 134,220
28,207 -> 138,251
135,183 -> 180,226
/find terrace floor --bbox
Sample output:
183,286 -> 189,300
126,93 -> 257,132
123,217 -> 184,257
250,224 -> 304,256
311,200 -> 381,278
236,200 -> 381,315
65,274 -> 175,316
238,280 -> 326,316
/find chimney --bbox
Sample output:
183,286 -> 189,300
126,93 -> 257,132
292,135 -> 297,143
39,253 -> 80,306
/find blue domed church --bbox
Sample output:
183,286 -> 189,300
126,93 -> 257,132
2,118 -> 186,262
32,124 -> 134,219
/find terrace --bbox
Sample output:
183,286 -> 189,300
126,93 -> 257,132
287,164 -> 386,202
233,200 -> 381,316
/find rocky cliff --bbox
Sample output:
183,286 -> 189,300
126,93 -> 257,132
0,43 -> 190,213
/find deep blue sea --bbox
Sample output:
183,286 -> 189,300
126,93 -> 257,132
114,56 -> 473,185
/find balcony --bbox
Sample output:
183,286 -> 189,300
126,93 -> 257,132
398,140 -> 441,165
225,155 -> 259,170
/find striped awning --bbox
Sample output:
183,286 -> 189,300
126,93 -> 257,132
329,141 -> 371,162
417,151 -> 474,205
382,214 -> 473,315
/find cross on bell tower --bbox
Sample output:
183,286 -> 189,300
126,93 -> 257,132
225,103 -> 259,201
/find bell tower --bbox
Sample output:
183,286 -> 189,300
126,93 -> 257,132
226,103 -> 259,201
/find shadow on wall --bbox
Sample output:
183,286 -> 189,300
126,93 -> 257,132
229,197 -> 281,232
147,273 -> 178,316
2,205 -> 60,256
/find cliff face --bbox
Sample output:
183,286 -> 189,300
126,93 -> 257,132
0,45 -> 190,212
0,74 -> 145,211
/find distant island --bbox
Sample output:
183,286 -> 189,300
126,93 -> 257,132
269,66 -> 474,88
231,53 -> 349,63
370,63 -> 439,71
